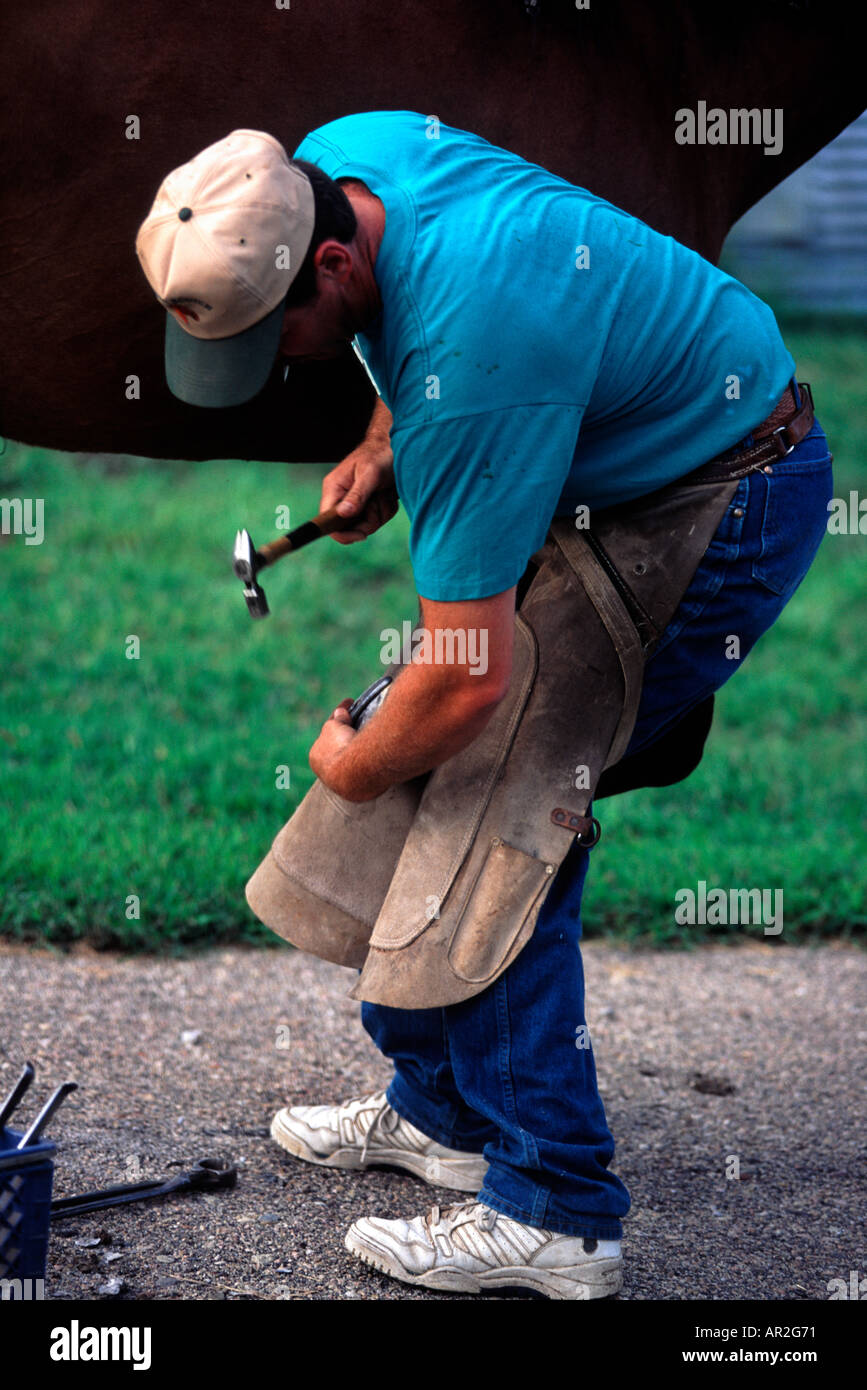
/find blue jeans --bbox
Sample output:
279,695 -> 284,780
361,404 -> 833,1240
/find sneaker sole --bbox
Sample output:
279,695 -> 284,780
344,1227 -> 623,1300
270,1110 -> 487,1193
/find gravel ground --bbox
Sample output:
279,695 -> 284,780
1,937 -> 864,1302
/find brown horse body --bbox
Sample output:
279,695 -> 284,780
1,1 -> 863,461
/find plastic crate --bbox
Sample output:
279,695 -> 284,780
0,1125 -> 55,1283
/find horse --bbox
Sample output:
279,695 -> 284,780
1,0 -> 863,462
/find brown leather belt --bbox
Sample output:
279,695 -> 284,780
682,380 -> 815,485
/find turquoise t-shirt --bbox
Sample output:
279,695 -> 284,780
293,112 -> 795,602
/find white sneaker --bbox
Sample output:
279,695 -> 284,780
271,1090 -> 488,1193
345,1200 -> 623,1300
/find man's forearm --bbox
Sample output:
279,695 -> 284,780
365,396 -> 393,446
309,590 -> 516,802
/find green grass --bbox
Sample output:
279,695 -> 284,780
1,319 -> 865,950
0,453 -> 418,949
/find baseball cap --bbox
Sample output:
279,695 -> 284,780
135,130 -> 315,408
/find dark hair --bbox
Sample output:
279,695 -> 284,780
283,159 -> 358,307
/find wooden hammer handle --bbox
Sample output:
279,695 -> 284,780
256,507 -> 350,567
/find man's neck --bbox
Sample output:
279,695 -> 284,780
338,178 -> 386,329
339,178 -> 386,265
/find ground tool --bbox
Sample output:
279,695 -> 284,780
233,506 -> 356,618
50,1158 -> 237,1219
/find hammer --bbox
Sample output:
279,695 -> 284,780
233,507 -> 353,618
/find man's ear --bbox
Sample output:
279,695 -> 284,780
314,239 -> 353,282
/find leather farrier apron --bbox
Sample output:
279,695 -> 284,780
246,383 -> 816,1008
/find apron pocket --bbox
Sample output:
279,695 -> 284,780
447,837 -> 554,984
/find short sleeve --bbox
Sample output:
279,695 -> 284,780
392,404 -> 583,601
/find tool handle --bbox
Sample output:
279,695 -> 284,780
50,1160 -> 236,1219
50,1177 -> 172,1214
0,1060 -> 35,1130
51,1180 -> 184,1219
16,1081 -> 77,1149
256,506 -> 349,567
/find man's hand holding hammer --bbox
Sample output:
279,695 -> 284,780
320,398 -> 399,545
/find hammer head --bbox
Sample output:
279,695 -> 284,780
233,529 -> 270,619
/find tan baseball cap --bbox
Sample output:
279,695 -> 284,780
136,129 -> 315,407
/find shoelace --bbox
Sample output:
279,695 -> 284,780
340,1090 -> 399,1166
424,1201 -> 499,1235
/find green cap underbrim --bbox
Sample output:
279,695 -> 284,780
164,296 -> 287,408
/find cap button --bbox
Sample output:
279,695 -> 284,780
178,207 -> 193,222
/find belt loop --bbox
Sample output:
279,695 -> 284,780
791,377 -> 802,410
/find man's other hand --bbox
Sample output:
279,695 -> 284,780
309,698 -> 358,788
321,399 -> 397,544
